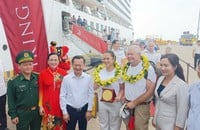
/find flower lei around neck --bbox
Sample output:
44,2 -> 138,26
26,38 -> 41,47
122,55 -> 150,84
93,62 -> 121,86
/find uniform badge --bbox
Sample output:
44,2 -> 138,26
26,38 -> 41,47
24,52 -> 29,57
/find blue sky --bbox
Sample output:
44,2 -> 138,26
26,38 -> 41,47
132,0 -> 200,41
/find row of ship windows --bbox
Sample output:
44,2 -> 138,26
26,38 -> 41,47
61,11 -> 119,34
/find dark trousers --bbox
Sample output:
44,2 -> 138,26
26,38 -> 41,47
16,108 -> 41,130
66,104 -> 88,130
194,54 -> 200,68
0,94 -> 7,130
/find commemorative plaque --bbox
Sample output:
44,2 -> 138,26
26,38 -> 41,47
101,88 -> 116,103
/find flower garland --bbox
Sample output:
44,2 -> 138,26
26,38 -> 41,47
93,62 -> 121,86
122,55 -> 150,83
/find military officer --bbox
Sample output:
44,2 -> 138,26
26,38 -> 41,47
7,50 -> 41,130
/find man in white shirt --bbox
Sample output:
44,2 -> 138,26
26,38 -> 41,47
111,40 -> 126,66
123,45 -> 156,130
60,55 -> 94,130
0,60 -> 7,130
144,40 -> 161,65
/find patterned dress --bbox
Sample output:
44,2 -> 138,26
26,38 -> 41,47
39,67 -> 67,130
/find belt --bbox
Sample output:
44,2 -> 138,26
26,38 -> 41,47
125,99 -> 150,106
139,101 -> 151,105
67,104 -> 88,112
17,106 -> 37,111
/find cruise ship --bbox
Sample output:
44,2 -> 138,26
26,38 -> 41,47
0,0 -> 133,77
56,0 -> 134,38
42,0 -> 134,45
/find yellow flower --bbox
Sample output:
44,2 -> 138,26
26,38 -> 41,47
92,62 -> 121,87
122,55 -> 150,84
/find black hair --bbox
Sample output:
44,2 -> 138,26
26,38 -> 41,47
161,53 -> 185,81
47,53 -> 59,60
72,55 -> 85,64
110,39 -> 119,49
112,39 -> 119,44
104,50 -> 116,61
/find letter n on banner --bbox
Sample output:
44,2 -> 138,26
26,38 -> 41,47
0,0 -> 48,73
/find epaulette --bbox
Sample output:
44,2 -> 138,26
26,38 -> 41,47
9,74 -> 19,81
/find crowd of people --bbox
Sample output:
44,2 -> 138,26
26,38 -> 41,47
0,40 -> 200,130
70,15 -> 88,28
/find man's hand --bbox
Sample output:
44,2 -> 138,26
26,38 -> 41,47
63,113 -> 70,123
39,106 -> 45,116
11,117 -> 19,125
126,101 -> 136,109
85,111 -> 92,121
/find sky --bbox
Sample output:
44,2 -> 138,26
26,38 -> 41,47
132,0 -> 200,41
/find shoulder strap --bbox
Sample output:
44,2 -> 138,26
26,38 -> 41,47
144,72 -> 148,79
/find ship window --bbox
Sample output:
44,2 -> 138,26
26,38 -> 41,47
105,26 -> 107,31
96,23 -> 99,31
2,44 -> 7,51
90,21 -> 94,29
61,11 -> 70,32
101,24 -> 103,31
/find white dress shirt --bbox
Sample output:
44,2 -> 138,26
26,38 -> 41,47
187,81 -> 200,130
124,61 -> 156,101
144,50 -> 161,64
0,60 -> 6,96
60,72 -> 94,114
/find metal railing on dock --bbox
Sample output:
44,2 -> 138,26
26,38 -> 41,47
179,58 -> 195,83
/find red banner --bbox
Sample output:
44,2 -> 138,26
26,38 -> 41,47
72,24 -> 108,53
0,0 -> 48,73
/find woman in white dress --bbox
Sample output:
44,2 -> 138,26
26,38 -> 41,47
93,50 -> 124,130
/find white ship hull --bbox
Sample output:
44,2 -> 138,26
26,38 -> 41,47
0,0 -> 133,78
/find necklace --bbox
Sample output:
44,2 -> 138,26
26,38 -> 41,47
48,67 -> 62,89
122,55 -> 150,84
93,62 -> 121,86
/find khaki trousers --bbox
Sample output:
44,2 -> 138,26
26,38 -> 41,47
123,104 -> 150,130
134,104 -> 150,130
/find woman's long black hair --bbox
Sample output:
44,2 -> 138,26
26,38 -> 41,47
161,53 -> 185,81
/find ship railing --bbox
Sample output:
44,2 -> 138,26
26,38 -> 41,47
179,57 -> 196,83
72,0 -> 105,20
70,22 -> 104,39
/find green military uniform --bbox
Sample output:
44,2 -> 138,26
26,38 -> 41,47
7,50 -> 41,130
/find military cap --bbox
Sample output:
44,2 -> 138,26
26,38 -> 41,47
15,50 -> 34,64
